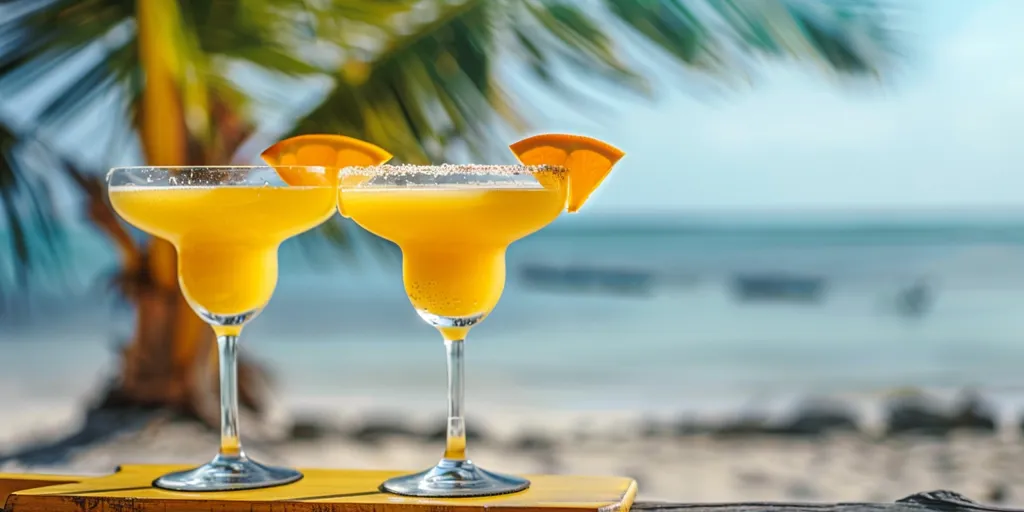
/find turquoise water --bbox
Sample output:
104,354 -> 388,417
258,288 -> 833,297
5,214 -> 1024,414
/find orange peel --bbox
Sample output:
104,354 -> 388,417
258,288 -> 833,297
509,133 -> 624,212
260,134 -> 393,186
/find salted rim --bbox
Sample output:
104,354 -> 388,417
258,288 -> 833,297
106,165 -> 332,187
106,165 -> 329,182
338,163 -> 567,177
108,165 -> 329,171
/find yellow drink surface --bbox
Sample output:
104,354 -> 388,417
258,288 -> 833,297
340,186 -> 566,339
110,186 -> 336,322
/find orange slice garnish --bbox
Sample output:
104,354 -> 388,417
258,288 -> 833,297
509,133 -> 624,212
260,134 -> 393,186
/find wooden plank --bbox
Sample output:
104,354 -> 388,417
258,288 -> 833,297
3,464 -> 638,512
0,473 -> 85,510
3,469 -> 1013,512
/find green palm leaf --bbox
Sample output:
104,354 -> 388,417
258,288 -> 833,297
0,119 -> 68,294
294,0 -> 899,164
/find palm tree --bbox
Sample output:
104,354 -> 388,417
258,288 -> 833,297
0,0 -> 898,425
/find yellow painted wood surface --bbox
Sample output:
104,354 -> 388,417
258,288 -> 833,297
3,464 -> 637,512
0,472 -> 84,507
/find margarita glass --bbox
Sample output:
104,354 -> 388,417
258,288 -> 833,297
107,166 -> 337,491
338,163 -> 569,497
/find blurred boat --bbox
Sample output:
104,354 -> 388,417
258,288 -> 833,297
731,274 -> 826,303
894,279 -> 932,318
518,264 -> 654,296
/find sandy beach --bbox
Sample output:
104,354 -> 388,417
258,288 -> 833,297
2,393 -> 1022,505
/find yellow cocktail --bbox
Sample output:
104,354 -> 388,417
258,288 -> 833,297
110,185 -> 335,331
340,183 -> 566,340
106,163 -> 355,493
334,133 -> 624,498
107,137 -> 391,492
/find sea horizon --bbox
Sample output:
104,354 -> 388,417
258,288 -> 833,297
5,210 -> 1024,420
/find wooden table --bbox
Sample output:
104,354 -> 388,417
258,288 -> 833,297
1,464 -> 637,512
0,467 -> 1010,512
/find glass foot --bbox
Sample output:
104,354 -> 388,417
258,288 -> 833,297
381,459 -> 529,497
152,454 -> 303,492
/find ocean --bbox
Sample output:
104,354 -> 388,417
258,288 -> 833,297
5,213 -> 1024,421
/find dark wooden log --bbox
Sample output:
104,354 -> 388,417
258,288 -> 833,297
633,490 -> 1016,512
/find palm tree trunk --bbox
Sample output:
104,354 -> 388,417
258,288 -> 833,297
94,0 -> 269,426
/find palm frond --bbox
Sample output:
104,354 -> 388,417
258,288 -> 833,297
290,0 -> 502,163
520,1 -> 647,90
603,0 -> 722,71
0,0 -> 903,287
0,0 -> 133,91
282,0 -> 899,256
282,0 -> 505,255
700,0 -> 898,77
502,0 -> 653,118
181,0 -> 324,77
0,0 -> 135,154
0,118 -> 68,293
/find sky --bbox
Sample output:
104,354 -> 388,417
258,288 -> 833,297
521,0 -> 1024,214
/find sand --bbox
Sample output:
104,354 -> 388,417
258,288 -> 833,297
1,401 -> 1022,505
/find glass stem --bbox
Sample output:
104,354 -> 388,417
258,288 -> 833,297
217,334 -> 244,458
443,338 -> 467,461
